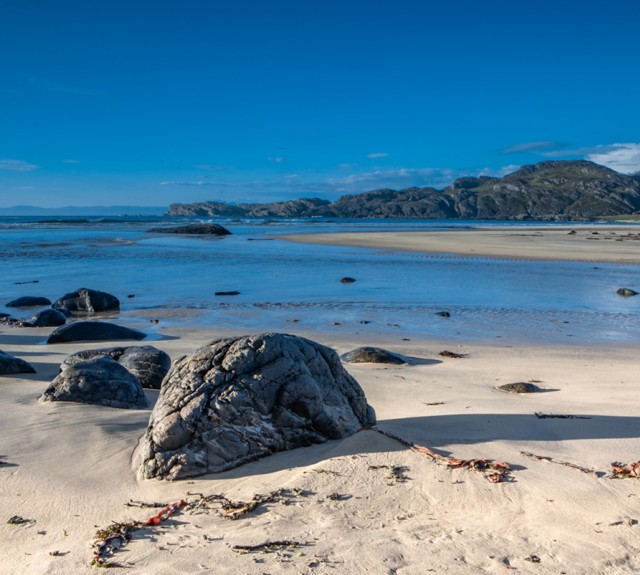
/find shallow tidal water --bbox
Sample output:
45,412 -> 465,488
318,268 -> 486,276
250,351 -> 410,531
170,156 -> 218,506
1,216 -> 639,346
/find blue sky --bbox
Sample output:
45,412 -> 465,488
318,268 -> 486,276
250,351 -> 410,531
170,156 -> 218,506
1,0 -> 639,208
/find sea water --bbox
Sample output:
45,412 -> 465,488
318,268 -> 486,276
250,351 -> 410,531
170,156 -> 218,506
1,216 -> 639,346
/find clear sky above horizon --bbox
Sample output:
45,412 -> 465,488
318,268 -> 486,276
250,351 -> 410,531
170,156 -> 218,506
1,0 -> 639,208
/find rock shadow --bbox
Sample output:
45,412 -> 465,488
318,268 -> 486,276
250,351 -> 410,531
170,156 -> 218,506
378,413 -> 640,447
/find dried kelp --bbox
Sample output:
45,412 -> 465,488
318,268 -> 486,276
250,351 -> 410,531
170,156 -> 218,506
7,515 -> 35,526
369,427 -> 512,483
534,412 -> 592,420
438,350 -> 464,358
125,500 -> 168,509
190,489 -> 293,520
520,451 -> 600,476
368,464 -> 409,484
611,461 -> 640,478
92,500 -> 187,567
232,540 -> 303,554
92,522 -> 141,567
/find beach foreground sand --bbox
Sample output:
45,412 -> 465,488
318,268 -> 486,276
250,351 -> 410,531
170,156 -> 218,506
1,323 -> 640,574
282,225 -> 640,263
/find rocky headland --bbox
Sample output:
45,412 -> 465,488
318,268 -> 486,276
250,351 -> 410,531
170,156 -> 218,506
167,161 -> 640,221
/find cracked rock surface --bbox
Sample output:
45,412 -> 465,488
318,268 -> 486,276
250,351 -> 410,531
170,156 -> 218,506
139,333 -> 376,480
40,356 -> 147,409
61,345 -> 170,389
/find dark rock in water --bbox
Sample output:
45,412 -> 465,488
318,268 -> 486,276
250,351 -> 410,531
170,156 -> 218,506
436,311 -> 451,318
23,309 -> 67,327
214,291 -> 240,296
40,356 -> 147,409
497,382 -> 540,394
61,345 -> 170,389
147,223 -> 231,236
6,296 -> 52,308
52,288 -> 120,314
340,277 -> 356,283
139,333 -> 376,480
340,346 -> 406,365
617,288 -> 638,297
0,350 -> 36,375
0,313 -> 10,319
47,321 -> 146,344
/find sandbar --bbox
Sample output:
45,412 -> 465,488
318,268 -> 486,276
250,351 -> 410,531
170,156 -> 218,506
282,225 -> 640,263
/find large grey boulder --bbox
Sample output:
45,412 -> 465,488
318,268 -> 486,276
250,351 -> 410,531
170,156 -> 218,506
61,345 -> 170,389
47,321 -> 146,344
340,346 -> 406,365
52,288 -> 120,314
0,350 -> 36,375
24,309 -> 67,327
6,296 -> 52,308
40,356 -> 147,409
139,333 -> 376,480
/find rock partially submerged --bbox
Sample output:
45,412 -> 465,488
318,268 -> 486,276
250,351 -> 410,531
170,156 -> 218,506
61,345 -> 170,389
40,356 -> 147,409
24,309 -> 67,327
52,288 -> 120,314
47,321 -> 146,344
0,350 -> 36,375
147,223 -> 231,236
6,296 -> 52,308
139,333 -> 376,480
340,346 -> 406,365
617,288 -> 638,297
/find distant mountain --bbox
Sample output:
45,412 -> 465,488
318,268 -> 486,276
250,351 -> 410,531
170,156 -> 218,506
0,205 -> 166,216
168,161 -> 640,221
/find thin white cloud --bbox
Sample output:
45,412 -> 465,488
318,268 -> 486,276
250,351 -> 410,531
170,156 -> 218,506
159,165 -> 526,204
367,152 -> 389,159
482,164 -> 520,177
501,141 -> 565,154
62,159 -> 80,164
585,143 -> 640,174
0,159 -> 39,172
160,180 -> 220,187
267,156 -> 284,163
324,166 -> 513,193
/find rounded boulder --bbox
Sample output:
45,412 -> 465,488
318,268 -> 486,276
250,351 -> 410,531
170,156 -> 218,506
139,333 -> 376,480
40,356 -> 147,409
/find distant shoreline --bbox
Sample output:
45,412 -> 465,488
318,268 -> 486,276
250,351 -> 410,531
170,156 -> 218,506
281,225 -> 640,263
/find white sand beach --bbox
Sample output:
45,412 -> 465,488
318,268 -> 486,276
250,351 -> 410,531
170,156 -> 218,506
282,225 -> 640,263
2,319 -> 640,574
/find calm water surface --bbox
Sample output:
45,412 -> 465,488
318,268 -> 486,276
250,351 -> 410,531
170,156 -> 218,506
1,216 -> 639,346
